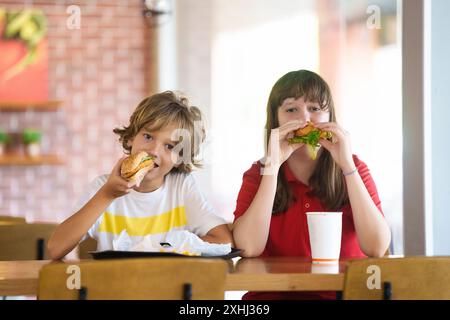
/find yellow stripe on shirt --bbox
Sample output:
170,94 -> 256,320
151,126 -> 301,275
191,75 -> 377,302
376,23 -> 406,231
97,206 -> 187,236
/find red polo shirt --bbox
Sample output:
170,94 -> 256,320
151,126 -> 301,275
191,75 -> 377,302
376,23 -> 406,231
233,155 -> 383,300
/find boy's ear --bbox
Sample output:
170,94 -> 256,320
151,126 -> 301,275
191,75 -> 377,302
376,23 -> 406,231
126,138 -> 133,148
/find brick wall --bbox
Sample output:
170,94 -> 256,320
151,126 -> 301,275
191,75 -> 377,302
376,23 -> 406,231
0,0 -> 151,222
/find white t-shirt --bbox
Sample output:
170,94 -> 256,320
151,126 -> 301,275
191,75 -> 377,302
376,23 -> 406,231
73,172 -> 230,251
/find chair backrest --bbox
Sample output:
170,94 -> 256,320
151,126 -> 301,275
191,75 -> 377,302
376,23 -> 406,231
0,216 -> 26,225
0,223 -> 57,260
77,237 -> 98,259
38,257 -> 228,300
343,256 -> 450,300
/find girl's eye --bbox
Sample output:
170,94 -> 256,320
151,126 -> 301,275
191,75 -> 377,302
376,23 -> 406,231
144,134 -> 152,141
165,144 -> 174,150
286,108 -> 297,113
308,106 -> 321,112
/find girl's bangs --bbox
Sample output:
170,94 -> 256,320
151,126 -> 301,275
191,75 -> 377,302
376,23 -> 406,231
277,78 -> 331,110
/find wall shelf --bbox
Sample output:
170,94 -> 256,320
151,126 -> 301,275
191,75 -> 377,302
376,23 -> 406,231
0,100 -> 63,112
0,154 -> 65,166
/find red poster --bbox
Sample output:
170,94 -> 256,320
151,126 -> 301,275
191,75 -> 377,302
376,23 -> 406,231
0,9 -> 48,102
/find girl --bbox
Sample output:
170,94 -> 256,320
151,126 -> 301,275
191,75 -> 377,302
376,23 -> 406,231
232,70 -> 391,300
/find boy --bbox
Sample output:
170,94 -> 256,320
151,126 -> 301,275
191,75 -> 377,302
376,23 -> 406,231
48,91 -> 233,260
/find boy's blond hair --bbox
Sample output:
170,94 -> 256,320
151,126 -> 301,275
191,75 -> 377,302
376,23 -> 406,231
113,91 -> 205,173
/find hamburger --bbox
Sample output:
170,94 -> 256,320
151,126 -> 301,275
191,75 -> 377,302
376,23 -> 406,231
288,121 -> 333,160
120,151 -> 156,184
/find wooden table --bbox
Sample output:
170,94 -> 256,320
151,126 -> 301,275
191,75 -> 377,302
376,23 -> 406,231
0,257 -> 348,296
0,260 -> 50,296
227,256 -> 346,291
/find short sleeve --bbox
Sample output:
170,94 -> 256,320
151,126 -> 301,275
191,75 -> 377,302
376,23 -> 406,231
233,162 -> 263,221
353,155 -> 383,214
183,174 -> 230,237
72,175 -> 108,241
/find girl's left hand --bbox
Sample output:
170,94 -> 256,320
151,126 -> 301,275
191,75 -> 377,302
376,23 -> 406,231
315,122 -> 355,172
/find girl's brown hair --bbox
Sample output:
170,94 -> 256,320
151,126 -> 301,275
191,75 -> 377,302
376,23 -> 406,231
265,70 -> 348,213
113,91 -> 205,174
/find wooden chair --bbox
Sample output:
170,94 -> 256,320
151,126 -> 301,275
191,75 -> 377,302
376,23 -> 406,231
0,216 -> 26,225
0,223 -> 57,260
77,237 -> 98,259
343,256 -> 450,300
38,257 -> 228,300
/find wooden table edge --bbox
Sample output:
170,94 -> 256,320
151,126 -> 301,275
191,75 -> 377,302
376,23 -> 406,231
225,273 -> 345,291
0,279 -> 38,296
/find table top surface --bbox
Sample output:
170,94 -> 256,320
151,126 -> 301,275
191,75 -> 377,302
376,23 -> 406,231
0,256 -> 357,295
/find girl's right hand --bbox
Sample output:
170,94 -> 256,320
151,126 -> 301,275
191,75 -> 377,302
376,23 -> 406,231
265,120 -> 305,170
100,156 -> 135,200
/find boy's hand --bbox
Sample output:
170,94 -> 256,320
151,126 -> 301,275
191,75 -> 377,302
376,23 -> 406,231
100,157 -> 137,200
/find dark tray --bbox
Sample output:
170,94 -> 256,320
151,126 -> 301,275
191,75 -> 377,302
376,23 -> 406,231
89,247 -> 242,260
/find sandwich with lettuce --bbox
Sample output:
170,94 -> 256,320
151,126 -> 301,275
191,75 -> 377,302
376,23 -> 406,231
288,121 -> 333,160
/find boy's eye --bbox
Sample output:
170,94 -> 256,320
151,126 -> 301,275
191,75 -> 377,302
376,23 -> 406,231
144,133 -> 152,140
165,144 -> 174,150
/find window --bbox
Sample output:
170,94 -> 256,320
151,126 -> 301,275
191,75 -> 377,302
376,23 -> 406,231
176,0 -> 402,254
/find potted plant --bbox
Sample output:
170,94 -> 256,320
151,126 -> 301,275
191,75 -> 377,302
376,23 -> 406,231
22,129 -> 42,157
0,130 -> 9,156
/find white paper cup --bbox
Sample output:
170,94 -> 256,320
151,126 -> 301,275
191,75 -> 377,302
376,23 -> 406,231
311,263 -> 340,274
306,212 -> 342,264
